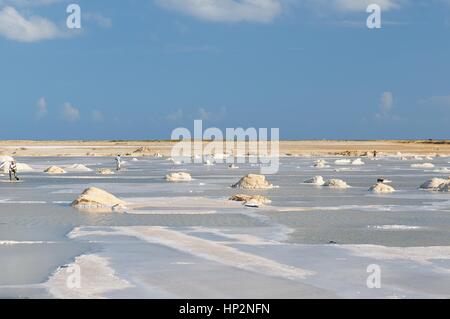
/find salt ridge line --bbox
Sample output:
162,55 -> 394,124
68,226 -> 315,280
0,240 -> 57,245
46,254 -> 132,299
338,245 -> 450,266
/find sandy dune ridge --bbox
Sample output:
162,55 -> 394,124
0,140 -> 449,157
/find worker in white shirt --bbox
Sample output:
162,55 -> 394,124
9,161 -> 19,181
115,155 -> 122,171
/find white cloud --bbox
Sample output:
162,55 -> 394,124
304,0 -> 405,13
155,0 -> 283,23
36,97 -> 47,119
376,91 -> 395,119
333,0 -> 404,12
61,102 -> 80,122
84,12 -> 113,28
0,6 -> 61,42
0,0 -> 61,7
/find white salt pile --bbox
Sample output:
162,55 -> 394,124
313,159 -> 328,168
165,172 -> 192,182
44,166 -> 66,174
352,158 -> 365,165
132,158 -> 139,162
315,159 -> 327,165
229,194 -> 271,207
71,187 -> 126,211
0,157 -> 28,173
66,164 -> 92,172
335,159 -> 351,165
419,178 -> 449,190
232,174 -> 274,190
369,182 -> 395,193
204,159 -> 214,166
304,176 -> 325,186
0,162 -> 10,173
0,156 -> 14,163
433,168 -> 450,173
323,179 -> 350,189
97,168 -> 115,175
16,163 -> 34,172
411,163 -> 435,169
228,164 -> 239,169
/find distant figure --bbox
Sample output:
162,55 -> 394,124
9,161 -> 19,181
115,155 -> 122,171
373,150 -> 377,158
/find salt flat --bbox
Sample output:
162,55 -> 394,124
0,154 -> 449,298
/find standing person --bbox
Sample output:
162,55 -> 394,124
373,150 -> 377,158
9,161 -> 19,181
115,155 -> 122,171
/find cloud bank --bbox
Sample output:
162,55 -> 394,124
155,0 -> 283,23
0,6 -> 61,42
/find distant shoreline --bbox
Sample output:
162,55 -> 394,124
1,140 -> 449,157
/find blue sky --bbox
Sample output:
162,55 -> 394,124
0,0 -> 449,140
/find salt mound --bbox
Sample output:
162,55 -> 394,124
0,160 -> 28,173
352,158 -> 365,165
315,159 -> 327,165
313,162 -> 327,168
232,174 -> 274,190
433,168 -> 450,173
132,158 -> 139,162
313,159 -> 329,168
304,176 -> 325,186
66,164 -> 92,172
165,172 -> 192,182
16,163 -> 34,172
324,179 -> 349,189
97,168 -> 114,175
71,187 -> 126,211
0,163 -> 9,173
229,194 -> 271,206
420,178 -> 449,190
44,166 -> 66,174
335,159 -> 351,165
204,159 -> 214,166
228,164 -> 239,169
411,163 -> 434,169
369,183 -> 395,193
0,156 -> 14,163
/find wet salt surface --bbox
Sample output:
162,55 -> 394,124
0,156 -> 449,298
